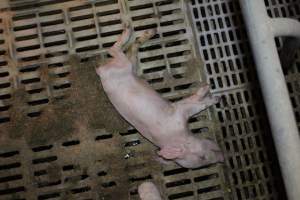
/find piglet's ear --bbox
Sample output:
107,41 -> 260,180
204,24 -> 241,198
157,146 -> 185,160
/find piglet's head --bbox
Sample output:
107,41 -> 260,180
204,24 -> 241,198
157,136 -> 224,168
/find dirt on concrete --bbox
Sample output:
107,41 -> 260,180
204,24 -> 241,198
2,54 -> 129,147
68,55 -> 129,133
6,88 -> 29,140
25,99 -> 77,146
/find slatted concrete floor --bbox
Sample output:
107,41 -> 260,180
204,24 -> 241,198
0,0 -> 299,199
0,0 -> 229,200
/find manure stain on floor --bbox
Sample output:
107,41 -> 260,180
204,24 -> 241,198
1,55 -> 129,147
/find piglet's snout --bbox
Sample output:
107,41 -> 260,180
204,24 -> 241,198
138,182 -> 162,200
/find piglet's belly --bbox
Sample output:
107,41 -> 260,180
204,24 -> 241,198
101,77 -> 182,143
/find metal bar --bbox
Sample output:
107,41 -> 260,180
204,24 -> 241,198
271,18 -> 300,38
238,0 -> 300,200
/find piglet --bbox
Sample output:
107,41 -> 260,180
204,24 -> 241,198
96,25 -> 224,168
138,182 -> 162,200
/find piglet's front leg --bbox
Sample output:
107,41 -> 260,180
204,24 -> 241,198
173,84 -> 220,120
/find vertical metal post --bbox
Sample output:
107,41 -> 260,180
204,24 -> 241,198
238,0 -> 300,199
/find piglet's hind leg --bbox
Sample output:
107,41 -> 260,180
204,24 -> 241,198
97,25 -> 134,73
126,29 -> 156,73
113,23 -> 133,50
